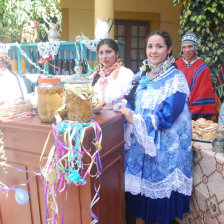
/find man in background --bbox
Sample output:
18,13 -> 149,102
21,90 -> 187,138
176,31 -> 216,120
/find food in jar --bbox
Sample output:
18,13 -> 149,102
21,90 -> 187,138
38,82 -> 63,122
65,83 -> 93,123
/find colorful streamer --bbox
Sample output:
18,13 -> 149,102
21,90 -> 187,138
0,130 -> 8,172
40,120 -> 102,224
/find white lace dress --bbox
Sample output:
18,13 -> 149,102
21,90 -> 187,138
125,66 -> 193,199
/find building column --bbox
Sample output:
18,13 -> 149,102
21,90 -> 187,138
94,0 -> 114,39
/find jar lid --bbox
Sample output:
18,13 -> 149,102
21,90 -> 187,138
68,79 -> 90,84
39,77 -> 61,83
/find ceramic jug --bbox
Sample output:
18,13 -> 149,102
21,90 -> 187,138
95,18 -> 114,40
48,22 -> 61,42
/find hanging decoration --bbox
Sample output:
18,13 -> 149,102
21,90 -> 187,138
15,187 -> 30,205
40,120 -> 102,224
37,41 -> 61,60
0,166 -> 41,204
75,34 -> 99,52
0,43 -> 11,53
16,43 -> 45,74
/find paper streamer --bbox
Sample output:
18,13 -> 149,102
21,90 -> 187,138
40,120 -> 102,224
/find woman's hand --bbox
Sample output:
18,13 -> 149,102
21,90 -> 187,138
120,106 -> 134,124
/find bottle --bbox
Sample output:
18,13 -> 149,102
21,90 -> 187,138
30,48 -> 36,74
11,52 -> 18,74
21,55 -> 27,74
69,51 -> 75,75
62,50 -> 69,75
49,56 -> 56,75
55,51 -> 62,75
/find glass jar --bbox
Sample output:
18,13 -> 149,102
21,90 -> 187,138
37,77 -> 63,122
212,130 -> 224,153
65,79 -> 93,123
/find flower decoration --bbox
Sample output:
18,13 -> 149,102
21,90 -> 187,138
38,58 -> 44,64
38,55 -> 53,75
34,21 -> 38,29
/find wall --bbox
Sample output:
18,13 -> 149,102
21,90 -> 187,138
114,0 -> 182,57
61,0 -> 95,40
60,0 -> 182,57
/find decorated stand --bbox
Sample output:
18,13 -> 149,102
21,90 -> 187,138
0,110 -> 125,224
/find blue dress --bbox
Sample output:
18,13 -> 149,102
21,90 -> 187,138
125,66 -> 193,224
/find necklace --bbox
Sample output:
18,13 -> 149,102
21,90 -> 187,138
140,56 -> 175,75
139,66 -> 174,88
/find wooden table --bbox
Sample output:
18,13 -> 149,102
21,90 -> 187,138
0,110 -> 125,224
180,142 -> 224,224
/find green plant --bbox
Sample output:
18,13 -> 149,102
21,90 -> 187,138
0,0 -> 62,42
172,0 -> 224,89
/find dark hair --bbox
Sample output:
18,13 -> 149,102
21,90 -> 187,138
96,38 -> 120,55
146,30 -> 173,57
125,30 -> 176,109
92,39 -> 120,86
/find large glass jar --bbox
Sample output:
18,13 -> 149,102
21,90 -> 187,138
65,79 -> 93,123
37,77 -> 63,122
212,130 -> 224,153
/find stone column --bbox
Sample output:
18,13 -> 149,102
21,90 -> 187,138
94,0 -> 114,39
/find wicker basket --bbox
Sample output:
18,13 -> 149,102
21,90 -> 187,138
0,102 -> 33,117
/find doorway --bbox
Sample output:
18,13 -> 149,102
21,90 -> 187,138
115,20 -> 150,73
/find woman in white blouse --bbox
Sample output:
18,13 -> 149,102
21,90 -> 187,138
91,39 -> 134,109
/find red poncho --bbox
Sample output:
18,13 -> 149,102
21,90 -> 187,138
176,58 -> 216,116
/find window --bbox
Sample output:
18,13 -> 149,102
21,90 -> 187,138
115,20 -> 149,73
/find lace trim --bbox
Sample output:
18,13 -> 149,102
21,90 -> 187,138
142,73 -> 189,110
37,41 -> 60,59
131,114 -> 156,157
124,123 -> 134,151
125,168 -> 192,199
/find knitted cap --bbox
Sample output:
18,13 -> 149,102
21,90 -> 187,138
181,31 -> 198,55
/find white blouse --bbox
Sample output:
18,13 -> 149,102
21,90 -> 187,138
93,66 -> 134,106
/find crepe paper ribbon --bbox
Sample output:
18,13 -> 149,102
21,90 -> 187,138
0,130 -> 8,172
0,109 -> 38,122
40,120 -> 102,224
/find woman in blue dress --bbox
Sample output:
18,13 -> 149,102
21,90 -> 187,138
120,30 -> 193,224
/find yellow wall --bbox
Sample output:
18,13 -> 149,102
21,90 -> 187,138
61,0 -> 182,57
61,0 -> 95,40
